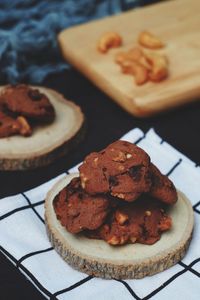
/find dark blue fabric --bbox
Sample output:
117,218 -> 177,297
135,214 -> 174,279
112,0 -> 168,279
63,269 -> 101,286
0,0 -> 140,84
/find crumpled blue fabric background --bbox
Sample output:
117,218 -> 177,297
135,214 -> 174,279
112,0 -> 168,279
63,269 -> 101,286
0,0 -> 140,84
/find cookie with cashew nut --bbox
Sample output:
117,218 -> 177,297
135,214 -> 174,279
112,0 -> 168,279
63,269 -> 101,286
0,84 -> 55,122
86,196 -> 172,246
79,140 -> 151,201
0,85 -> 85,170
149,163 -> 178,205
53,177 -> 110,234
0,110 -> 32,138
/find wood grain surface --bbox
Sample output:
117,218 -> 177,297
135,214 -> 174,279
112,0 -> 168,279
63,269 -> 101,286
58,0 -> 200,117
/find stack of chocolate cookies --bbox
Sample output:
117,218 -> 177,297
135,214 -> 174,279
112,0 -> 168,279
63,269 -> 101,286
54,140 -> 177,246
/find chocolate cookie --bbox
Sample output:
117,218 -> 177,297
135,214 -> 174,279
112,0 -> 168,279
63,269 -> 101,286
149,163 -> 177,204
86,196 -> 172,245
53,177 -> 109,234
0,111 -> 32,138
79,140 -> 151,201
0,85 -> 55,122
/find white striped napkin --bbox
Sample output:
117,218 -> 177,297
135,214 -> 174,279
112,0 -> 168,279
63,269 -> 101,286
0,128 -> 199,300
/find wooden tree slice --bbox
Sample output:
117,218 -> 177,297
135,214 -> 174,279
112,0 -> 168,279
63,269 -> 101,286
0,87 -> 85,170
45,173 -> 194,279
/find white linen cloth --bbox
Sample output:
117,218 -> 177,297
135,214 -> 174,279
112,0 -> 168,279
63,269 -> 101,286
0,128 -> 199,300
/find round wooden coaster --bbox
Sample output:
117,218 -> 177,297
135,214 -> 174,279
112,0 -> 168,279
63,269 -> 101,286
45,173 -> 194,279
0,87 -> 85,170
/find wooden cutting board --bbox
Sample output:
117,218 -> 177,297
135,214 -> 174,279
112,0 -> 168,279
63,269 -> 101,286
58,0 -> 200,117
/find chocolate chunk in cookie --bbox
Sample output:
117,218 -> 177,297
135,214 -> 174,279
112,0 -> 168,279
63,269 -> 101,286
79,140 -> 151,202
86,196 -> 172,245
149,163 -> 177,204
53,177 -> 109,234
0,85 -> 55,122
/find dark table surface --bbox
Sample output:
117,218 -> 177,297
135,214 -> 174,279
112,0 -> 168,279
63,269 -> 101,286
0,68 -> 200,299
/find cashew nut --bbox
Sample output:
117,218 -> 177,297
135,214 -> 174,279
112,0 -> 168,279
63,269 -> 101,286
115,210 -> 129,225
145,52 -> 168,82
120,60 -> 149,85
17,116 -> 32,136
138,31 -> 164,49
107,235 -> 127,245
97,32 -> 122,53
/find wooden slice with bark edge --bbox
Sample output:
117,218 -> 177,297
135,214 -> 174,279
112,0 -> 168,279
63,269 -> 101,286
0,87 -> 85,170
45,173 -> 194,279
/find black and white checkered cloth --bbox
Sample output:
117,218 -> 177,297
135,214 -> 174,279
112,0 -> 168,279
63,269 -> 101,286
0,128 -> 199,300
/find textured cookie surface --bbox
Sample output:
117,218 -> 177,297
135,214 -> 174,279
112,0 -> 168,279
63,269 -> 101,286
79,140 -> 151,201
149,163 -> 177,204
0,111 -> 22,138
0,84 -> 55,122
53,177 -> 109,233
86,196 -> 172,245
